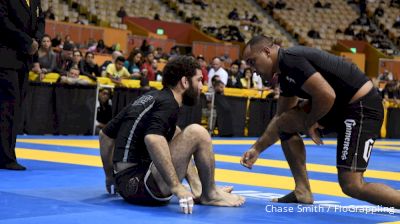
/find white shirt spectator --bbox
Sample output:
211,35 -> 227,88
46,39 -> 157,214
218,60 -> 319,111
208,67 -> 228,87
252,72 -> 263,89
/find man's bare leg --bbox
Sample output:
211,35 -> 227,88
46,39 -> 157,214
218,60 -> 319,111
150,124 -> 245,206
185,159 -> 233,202
272,134 -> 313,204
338,169 -> 400,208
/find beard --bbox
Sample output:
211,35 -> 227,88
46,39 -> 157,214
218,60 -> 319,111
182,84 -> 199,106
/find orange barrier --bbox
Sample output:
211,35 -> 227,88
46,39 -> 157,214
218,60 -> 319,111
45,20 -> 131,53
125,17 -> 219,45
92,53 -> 112,66
192,41 -> 240,62
336,40 -> 390,78
339,52 -> 366,72
128,35 -> 176,53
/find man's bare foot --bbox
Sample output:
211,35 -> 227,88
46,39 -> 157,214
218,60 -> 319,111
271,191 -> 313,204
219,185 -> 234,193
199,188 -> 245,207
193,186 -> 234,204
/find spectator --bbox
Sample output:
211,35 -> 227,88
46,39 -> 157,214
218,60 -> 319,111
55,43 -> 74,76
63,35 -> 74,49
243,11 -> 250,21
140,39 -> 152,56
74,14 -> 86,25
152,59 -> 163,81
359,0 -> 366,15
314,0 -> 323,8
250,14 -> 260,23
239,60 -> 247,76
44,6 -> 55,20
196,55 -> 208,85
208,57 -> 228,87
374,3 -> 385,17
252,72 -> 264,90
154,47 -> 167,60
96,39 -> 108,54
314,0 -> 331,8
378,69 -> 394,81
344,25 -> 355,36
383,81 -> 400,101
79,52 -> 100,80
116,6 -> 127,19
307,27 -> 321,39
51,33 -> 62,48
212,78 -> 234,137
275,0 -> 286,9
100,51 -> 123,75
124,49 -> 142,80
240,68 -> 254,89
106,56 -> 131,85
390,0 -> 400,7
213,80 -> 225,95
352,13 -> 370,26
226,61 -> 242,88
60,66 -> 90,85
169,46 -> 180,59
228,8 -> 240,20
96,88 -> 112,134
33,34 -> 57,79
393,15 -> 400,28
193,0 -> 208,10
66,50 -> 83,72
355,29 -> 367,41
154,13 -> 161,20
141,52 -> 155,81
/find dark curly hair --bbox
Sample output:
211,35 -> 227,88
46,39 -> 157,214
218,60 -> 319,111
162,56 -> 201,88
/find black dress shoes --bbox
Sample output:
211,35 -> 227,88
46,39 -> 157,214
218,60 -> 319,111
0,162 -> 26,170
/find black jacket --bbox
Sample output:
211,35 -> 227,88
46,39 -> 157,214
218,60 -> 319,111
0,0 -> 45,69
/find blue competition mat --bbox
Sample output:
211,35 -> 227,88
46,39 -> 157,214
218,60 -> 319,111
0,136 -> 399,224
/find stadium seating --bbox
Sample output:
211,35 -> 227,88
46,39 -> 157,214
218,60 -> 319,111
170,0 -> 295,46
271,0 -> 358,50
367,0 -> 400,49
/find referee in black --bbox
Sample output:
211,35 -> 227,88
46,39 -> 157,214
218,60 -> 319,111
0,0 -> 45,170
241,35 -> 400,208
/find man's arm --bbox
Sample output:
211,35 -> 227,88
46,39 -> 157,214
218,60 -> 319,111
241,96 -> 305,168
0,0 -> 33,53
34,0 -> 45,41
99,131 -> 115,193
252,95 -> 299,152
33,0 -> 45,63
301,72 -> 335,129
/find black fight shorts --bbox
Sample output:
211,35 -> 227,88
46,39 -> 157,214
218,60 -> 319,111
115,163 -> 172,206
336,89 -> 383,172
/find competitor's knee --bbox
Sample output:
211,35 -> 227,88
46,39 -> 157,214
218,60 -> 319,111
279,132 -> 299,142
338,170 -> 364,198
184,124 -> 211,144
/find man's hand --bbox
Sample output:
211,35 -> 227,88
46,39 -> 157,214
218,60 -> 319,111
172,185 -> 195,214
29,39 -> 39,55
106,176 -> 117,194
31,62 -> 42,74
240,148 -> 260,169
308,122 -> 324,145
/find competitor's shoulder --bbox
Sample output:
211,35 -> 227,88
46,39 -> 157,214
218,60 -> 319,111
284,45 -> 318,57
